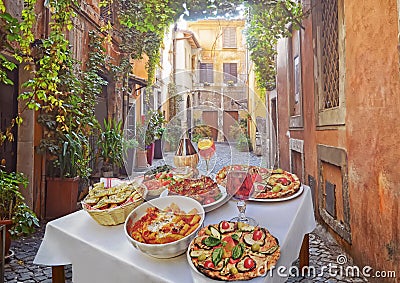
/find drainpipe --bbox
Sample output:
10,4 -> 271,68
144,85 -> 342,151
40,2 -> 50,218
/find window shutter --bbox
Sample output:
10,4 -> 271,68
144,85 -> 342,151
200,63 -> 214,83
223,27 -> 237,48
223,63 -> 238,83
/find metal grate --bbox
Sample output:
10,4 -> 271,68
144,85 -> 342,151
321,0 -> 339,109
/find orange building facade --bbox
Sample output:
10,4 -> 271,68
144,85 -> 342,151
274,0 -> 400,280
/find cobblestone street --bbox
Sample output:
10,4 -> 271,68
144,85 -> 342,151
5,143 -> 368,282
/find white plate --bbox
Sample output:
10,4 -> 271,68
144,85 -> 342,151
249,184 -> 304,202
160,185 -> 228,212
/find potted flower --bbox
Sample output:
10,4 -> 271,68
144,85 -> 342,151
0,166 -> 39,256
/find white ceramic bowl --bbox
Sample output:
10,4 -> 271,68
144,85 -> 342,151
124,195 -> 205,258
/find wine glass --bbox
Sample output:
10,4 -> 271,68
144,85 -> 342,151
226,170 -> 258,226
197,137 -> 216,175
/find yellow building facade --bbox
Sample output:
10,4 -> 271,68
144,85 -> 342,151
187,19 -> 265,150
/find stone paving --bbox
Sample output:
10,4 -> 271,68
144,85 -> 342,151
4,143 -> 368,282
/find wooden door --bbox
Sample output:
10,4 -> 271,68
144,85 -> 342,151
223,111 -> 238,141
202,111 -> 218,141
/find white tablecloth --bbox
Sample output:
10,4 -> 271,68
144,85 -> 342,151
34,186 -> 316,283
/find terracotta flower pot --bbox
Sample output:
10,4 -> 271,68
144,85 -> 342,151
46,177 -> 79,219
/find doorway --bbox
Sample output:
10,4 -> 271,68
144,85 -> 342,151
202,111 -> 218,141
223,111 -> 238,141
0,67 -> 19,172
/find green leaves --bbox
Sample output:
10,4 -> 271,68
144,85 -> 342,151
245,0 -> 306,92
232,243 -> 245,259
0,1 -> 5,13
0,167 -> 38,239
203,236 -> 221,247
212,247 -> 223,266
98,118 -> 124,168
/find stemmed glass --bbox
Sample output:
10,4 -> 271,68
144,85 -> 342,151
226,170 -> 258,226
197,137 -> 216,175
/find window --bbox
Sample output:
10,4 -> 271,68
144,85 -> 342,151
200,63 -> 214,83
156,91 -> 162,110
223,63 -> 238,83
321,0 -> 339,109
313,0 -> 345,126
289,28 -> 303,128
222,27 -> 237,48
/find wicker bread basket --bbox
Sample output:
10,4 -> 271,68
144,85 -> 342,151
83,200 -> 140,226
82,184 -> 147,226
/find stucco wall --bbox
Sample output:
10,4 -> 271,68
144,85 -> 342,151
276,0 -> 400,280
345,0 -> 400,277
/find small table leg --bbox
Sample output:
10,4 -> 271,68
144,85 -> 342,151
52,266 -> 65,283
299,233 -> 310,268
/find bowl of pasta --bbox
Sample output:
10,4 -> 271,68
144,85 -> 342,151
124,195 -> 205,258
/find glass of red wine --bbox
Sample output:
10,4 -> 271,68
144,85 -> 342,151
226,170 -> 258,226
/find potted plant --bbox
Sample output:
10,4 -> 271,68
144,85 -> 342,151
138,111 -> 165,166
134,122 -> 149,169
39,129 -> 91,219
163,117 -> 182,153
150,111 -> 166,159
0,166 -> 39,256
97,118 -> 124,177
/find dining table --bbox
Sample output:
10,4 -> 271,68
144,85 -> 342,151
34,185 -> 316,283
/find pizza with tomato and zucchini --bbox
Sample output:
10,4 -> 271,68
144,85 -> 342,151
216,165 -> 301,200
188,221 -> 280,281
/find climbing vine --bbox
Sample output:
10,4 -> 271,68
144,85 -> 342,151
19,0 -> 77,126
245,0 -> 306,92
0,0 -> 37,145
